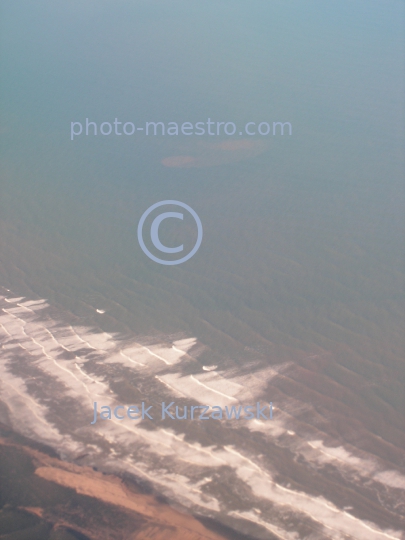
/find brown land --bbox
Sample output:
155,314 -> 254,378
0,437 -> 227,540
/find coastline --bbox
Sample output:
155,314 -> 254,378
0,429 -> 231,540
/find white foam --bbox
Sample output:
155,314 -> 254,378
307,440 -> 405,490
1,293 -> 403,540
157,373 -> 236,406
229,510 -> 299,540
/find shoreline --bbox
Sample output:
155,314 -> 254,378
0,430 -> 231,540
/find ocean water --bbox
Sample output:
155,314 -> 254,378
1,1 -> 404,539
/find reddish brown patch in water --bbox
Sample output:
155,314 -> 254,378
215,139 -> 256,151
162,156 -> 197,168
161,139 -> 268,168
